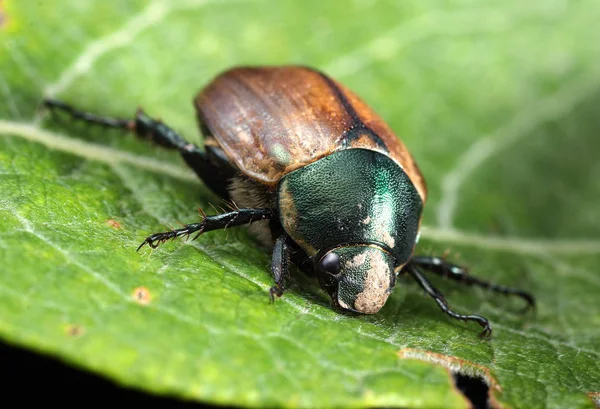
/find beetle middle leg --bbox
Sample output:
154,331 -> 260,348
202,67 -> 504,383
411,256 -> 535,310
137,208 -> 273,250
269,234 -> 292,302
405,263 -> 492,337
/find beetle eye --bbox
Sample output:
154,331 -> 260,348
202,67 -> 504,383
320,252 -> 340,275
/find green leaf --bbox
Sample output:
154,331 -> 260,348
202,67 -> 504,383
1,1 -> 599,408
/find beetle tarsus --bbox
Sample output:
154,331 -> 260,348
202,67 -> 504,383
478,320 -> 493,338
411,255 -> 535,310
407,263 -> 493,337
137,208 -> 273,251
269,285 -> 284,303
137,225 -> 203,251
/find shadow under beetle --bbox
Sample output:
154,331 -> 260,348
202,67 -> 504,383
43,66 -> 535,337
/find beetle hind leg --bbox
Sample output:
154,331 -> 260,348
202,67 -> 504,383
42,99 -> 212,178
43,99 -> 196,150
43,99 -> 133,129
411,256 -> 535,310
406,263 -> 492,337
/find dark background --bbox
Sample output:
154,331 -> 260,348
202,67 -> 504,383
3,339 -> 489,408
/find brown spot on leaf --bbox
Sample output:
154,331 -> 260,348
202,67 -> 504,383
398,348 -> 504,409
65,324 -> 84,338
106,219 -> 122,229
132,286 -> 151,305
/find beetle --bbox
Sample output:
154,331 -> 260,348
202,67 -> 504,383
43,65 -> 534,336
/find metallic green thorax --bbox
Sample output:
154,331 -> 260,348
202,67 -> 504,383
277,148 -> 423,265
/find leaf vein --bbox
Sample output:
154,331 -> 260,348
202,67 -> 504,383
437,71 -> 600,229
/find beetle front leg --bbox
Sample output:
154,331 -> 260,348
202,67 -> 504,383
269,234 -> 291,302
411,256 -> 535,310
137,208 -> 273,250
406,263 -> 492,337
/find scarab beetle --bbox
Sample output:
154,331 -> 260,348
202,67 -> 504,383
43,65 -> 534,336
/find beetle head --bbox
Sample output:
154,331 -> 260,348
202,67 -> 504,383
316,245 -> 396,314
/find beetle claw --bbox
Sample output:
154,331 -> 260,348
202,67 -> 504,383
477,322 -> 492,338
269,285 -> 284,303
137,232 -> 172,251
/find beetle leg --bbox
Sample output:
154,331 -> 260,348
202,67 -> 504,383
42,98 -> 210,174
406,263 -> 492,337
43,99 -> 197,149
411,256 -> 535,310
137,208 -> 273,250
43,99 -> 133,129
269,234 -> 291,302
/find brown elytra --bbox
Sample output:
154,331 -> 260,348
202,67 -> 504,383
195,66 -> 427,203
